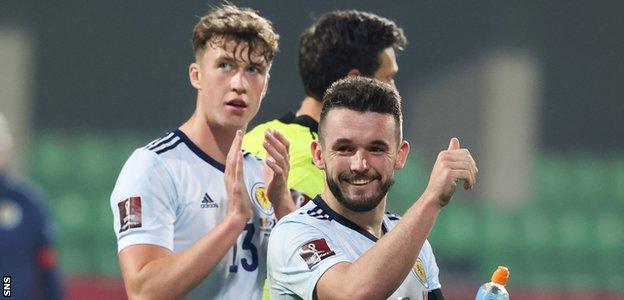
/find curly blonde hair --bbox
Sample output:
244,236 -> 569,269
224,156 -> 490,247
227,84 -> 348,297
192,4 -> 279,63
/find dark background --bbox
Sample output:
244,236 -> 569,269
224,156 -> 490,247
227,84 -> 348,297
2,0 -> 623,153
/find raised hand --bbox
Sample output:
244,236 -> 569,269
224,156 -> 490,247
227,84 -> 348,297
225,130 -> 253,221
263,129 -> 294,217
425,137 -> 478,207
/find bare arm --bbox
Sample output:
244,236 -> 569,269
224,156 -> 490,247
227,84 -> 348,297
118,130 -> 254,299
119,214 -> 247,299
316,138 -> 477,299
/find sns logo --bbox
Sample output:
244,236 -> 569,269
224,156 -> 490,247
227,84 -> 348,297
3,275 -> 10,297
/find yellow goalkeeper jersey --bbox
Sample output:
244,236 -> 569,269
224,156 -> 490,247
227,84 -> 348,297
243,112 -> 323,205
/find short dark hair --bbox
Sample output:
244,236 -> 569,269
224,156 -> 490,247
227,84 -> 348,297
299,10 -> 407,100
320,77 -> 403,143
192,4 -> 279,63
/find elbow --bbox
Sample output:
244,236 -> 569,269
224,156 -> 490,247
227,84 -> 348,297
123,276 -> 174,300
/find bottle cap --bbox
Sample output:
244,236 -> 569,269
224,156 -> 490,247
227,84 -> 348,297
491,266 -> 510,285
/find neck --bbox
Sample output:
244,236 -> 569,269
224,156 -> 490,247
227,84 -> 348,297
321,190 -> 387,239
296,97 -> 322,122
179,109 -> 240,165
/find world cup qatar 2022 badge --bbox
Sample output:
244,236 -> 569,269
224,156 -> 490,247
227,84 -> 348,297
118,196 -> 142,233
298,238 -> 336,269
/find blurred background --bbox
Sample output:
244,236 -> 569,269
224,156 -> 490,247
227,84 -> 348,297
1,0 -> 622,299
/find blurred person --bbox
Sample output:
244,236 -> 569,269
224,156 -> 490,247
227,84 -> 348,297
243,10 -> 407,207
0,113 -> 63,299
110,4 -> 294,299
268,77 -> 478,299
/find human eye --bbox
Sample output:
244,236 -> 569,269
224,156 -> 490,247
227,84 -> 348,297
247,64 -> 265,75
217,60 -> 233,71
334,145 -> 355,155
368,143 -> 389,154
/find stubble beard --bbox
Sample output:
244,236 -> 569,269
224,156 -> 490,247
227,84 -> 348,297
326,170 -> 395,212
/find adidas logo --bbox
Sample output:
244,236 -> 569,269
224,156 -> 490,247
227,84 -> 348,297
201,193 -> 218,208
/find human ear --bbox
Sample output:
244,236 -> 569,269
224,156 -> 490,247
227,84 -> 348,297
189,62 -> 201,90
311,140 -> 325,170
394,140 -> 410,170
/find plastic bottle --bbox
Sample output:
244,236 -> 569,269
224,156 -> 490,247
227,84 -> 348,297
475,266 -> 510,300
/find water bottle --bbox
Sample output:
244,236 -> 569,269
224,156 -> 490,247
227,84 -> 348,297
475,266 -> 510,300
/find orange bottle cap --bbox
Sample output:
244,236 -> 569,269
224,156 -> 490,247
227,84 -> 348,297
491,266 -> 510,285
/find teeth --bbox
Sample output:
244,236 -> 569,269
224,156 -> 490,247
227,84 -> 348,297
351,179 -> 372,185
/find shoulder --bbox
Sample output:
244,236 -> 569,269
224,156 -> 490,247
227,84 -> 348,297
274,200 -> 332,233
112,133 -> 179,193
125,131 -> 183,168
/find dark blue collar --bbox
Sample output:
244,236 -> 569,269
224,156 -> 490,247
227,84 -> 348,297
312,195 -> 388,242
174,129 -> 226,173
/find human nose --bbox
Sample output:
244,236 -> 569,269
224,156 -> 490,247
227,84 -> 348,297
350,150 -> 369,173
230,69 -> 247,94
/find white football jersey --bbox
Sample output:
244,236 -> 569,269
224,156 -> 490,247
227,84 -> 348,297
268,196 -> 441,300
111,129 -> 277,299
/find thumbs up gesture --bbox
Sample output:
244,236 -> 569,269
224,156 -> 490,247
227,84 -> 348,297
425,137 -> 478,207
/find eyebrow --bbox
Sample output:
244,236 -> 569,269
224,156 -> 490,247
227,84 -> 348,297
331,139 -> 390,148
369,140 -> 390,148
333,138 -> 353,144
217,55 -> 267,70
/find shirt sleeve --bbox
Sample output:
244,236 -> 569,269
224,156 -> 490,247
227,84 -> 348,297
421,239 -> 442,290
110,149 -> 178,252
268,219 -> 351,300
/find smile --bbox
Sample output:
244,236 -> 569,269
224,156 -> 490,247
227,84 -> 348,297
347,178 -> 374,186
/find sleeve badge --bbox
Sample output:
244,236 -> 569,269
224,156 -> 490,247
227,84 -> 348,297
118,196 -> 142,233
298,238 -> 336,269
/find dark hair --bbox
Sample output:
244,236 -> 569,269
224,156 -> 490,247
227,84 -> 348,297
192,4 -> 279,63
320,76 -> 403,142
299,10 -> 406,100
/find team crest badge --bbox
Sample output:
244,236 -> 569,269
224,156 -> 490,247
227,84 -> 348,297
413,258 -> 428,287
251,182 -> 273,215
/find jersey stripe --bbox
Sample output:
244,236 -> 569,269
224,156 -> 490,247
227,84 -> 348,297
144,132 -> 174,149
148,133 -> 177,151
155,138 -> 183,154
304,205 -> 332,220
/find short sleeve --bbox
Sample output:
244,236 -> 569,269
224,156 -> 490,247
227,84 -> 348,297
268,220 -> 351,300
110,149 -> 177,252
421,239 -> 442,290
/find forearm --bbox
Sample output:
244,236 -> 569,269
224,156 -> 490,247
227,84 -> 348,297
320,194 -> 442,299
122,214 -> 247,299
273,188 -> 296,220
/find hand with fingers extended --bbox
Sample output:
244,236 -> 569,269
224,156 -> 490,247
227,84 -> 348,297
225,130 -> 254,222
425,137 -> 479,207
262,129 -> 295,218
